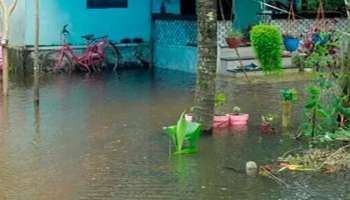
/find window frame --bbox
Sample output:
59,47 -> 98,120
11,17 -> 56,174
87,0 -> 128,9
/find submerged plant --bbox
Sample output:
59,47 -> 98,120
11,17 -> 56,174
163,112 -> 201,155
215,93 -> 226,108
280,88 -> 298,102
214,93 -> 227,115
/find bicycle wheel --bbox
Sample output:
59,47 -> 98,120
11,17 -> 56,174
103,42 -> 121,71
56,51 -> 74,73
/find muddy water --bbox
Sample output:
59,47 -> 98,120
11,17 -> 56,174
0,70 -> 349,200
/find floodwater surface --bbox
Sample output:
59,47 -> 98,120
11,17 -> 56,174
0,69 -> 349,200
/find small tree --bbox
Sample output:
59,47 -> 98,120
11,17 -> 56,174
0,0 -> 18,96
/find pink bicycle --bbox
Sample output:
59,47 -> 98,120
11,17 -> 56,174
53,25 -> 120,73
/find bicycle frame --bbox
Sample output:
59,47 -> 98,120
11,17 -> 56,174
55,25 -> 118,72
55,40 -> 109,72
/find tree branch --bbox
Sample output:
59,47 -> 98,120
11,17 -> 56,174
0,0 -> 6,14
9,0 -> 18,15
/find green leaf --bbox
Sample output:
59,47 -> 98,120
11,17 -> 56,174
185,122 -> 201,149
176,112 -> 187,153
164,112 -> 202,155
305,101 -> 317,109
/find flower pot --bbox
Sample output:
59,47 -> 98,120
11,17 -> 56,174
312,32 -> 329,46
185,114 -> 230,128
283,37 -> 300,52
213,115 -> 230,128
260,123 -> 275,134
225,37 -> 241,49
229,114 -> 249,126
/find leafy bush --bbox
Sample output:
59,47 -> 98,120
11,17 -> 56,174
250,24 -> 283,73
301,78 -> 350,139
306,0 -> 345,12
300,30 -> 340,71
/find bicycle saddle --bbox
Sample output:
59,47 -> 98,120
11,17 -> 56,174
81,34 -> 95,40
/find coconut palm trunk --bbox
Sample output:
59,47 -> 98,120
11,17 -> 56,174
33,0 -> 40,105
193,0 -> 218,133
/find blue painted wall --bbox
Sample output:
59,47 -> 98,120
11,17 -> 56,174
25,0 -> 152,46
152,0 -> 180,14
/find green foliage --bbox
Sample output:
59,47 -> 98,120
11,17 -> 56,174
232,106 -> 241,115
226,30 -> 243,39
250,24 -> 283,74
300,77 -> 350,139
304,42 -> 334,70
163,112 -> 201,155
215,93 -> 226,108
280,88 -> 298,102
306,0 -> 345,11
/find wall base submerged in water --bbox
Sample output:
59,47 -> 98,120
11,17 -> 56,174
154,45 -> 197,73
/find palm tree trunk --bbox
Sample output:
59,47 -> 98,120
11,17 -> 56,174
33,0 -> 40,105
193,0 -> 218,133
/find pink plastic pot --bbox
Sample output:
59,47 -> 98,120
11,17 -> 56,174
185,114 -> 230,128
229,114 -> 249,126
213,115 -> 230,128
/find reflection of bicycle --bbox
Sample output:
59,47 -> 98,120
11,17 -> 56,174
54,24 -> 120,72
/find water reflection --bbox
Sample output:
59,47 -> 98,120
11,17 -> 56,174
0,70 -> 348,200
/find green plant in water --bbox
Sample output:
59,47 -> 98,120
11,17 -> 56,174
163,112 -> 201,155
215,93 -> 226,108
301,78 -> 340,138
214,93 -> 227,115
232,106 -> 241,115
280,88 -> 298,102
250,24 -> 283,74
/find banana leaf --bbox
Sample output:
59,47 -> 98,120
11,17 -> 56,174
163,112 -> 201,155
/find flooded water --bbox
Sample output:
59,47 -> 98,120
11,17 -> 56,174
0,69 -> 349,200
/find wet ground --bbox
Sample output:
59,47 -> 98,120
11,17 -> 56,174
0,69 -> 349,200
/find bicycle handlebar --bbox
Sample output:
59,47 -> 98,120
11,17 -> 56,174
62,24 -> 70,36
93,35 -> 109,41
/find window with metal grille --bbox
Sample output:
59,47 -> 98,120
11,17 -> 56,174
87,0 -> 128,9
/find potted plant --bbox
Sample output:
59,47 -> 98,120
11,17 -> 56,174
212,93 -> 230,128
229,106 -> 249,126
185,93 -> 230,128
280,88 -> 297,128
283,33 -> 300,52
311,28 -> 331,46
225,30 -> 243,49
260,114 -> 275,134
250,24 -> 283,74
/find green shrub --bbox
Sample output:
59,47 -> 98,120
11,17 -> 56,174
226,30 -> 243,39
250,24 -> 283,73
